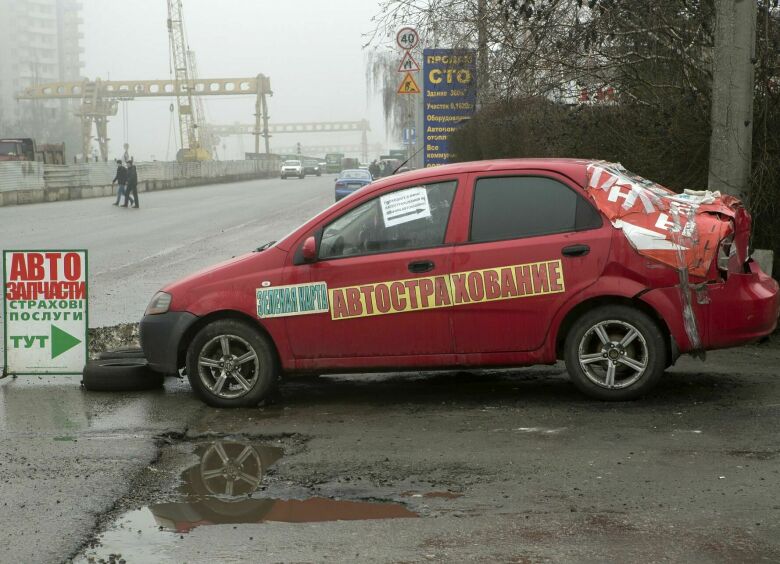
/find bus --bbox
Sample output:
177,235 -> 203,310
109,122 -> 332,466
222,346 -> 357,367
325,153 -> 344,174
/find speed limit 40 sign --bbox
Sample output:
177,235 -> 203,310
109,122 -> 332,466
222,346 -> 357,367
396,27 -> 419,50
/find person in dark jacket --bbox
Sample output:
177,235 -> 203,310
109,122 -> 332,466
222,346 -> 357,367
123,159 -> 139,208
111,160 -> 128,205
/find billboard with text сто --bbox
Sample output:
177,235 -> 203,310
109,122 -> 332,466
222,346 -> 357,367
423,48 -> 477,167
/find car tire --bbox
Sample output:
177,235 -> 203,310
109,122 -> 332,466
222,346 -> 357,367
186,319 -> 278,408
564,305 -> 666,401
281,175 -> 286,180
82,359 -> 164,391
97,346 -> 145,360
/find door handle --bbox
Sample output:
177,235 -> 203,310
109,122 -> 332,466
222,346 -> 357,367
562,244 -> 590,257
408,260 -> 435,273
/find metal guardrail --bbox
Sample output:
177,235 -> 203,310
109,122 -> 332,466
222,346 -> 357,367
0,158 -> 282,194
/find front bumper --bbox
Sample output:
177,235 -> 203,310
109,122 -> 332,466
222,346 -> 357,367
139,311 -> 198,374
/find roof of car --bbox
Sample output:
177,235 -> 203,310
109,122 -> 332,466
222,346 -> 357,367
369,158 -> 596,189
340,168 -> 371,175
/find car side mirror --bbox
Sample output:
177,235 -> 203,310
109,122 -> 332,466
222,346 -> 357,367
302,236 -> 317,262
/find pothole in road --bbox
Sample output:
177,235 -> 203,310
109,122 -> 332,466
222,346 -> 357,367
75,437 -> 418,563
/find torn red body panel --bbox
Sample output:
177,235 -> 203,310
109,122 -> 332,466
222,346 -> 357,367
585,162 -> 741,279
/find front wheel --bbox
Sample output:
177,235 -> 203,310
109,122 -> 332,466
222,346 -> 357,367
564,305 -> 666,401
186,319 -> 278,407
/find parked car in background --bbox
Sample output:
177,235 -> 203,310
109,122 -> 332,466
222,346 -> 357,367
334,168 -> 373,201
140,158 -> 779,408
280,160 -> 305,179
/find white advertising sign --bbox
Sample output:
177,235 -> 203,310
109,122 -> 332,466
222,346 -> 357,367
380,187 -> 431,227
3,250 -> 88,375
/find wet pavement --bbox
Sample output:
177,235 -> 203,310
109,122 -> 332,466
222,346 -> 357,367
1,342 -> 779,562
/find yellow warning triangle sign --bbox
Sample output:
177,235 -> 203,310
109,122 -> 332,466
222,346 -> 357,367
397,72 -> 421,94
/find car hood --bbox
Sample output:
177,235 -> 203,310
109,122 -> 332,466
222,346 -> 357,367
162,247 -> 287,309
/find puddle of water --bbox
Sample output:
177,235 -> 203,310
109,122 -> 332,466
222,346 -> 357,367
179,440 -> 284,498
153,495 -> 418,532
76,439 -> 417,562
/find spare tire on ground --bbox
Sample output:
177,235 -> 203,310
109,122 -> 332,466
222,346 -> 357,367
82,359 -> 164,392
97,346 -> 146,360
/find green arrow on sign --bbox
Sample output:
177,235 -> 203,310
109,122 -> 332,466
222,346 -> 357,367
51,324 -> 81,359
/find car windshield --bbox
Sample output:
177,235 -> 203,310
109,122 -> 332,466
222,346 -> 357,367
283,160 -> 301,166
340,170 -> 371,180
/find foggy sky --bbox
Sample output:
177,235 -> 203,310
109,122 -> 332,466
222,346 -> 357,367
82,0 -> 388,161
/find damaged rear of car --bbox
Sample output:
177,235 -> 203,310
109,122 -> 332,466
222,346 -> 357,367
585,162 -> 779,357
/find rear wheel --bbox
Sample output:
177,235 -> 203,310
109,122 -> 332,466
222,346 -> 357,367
564,305 -> 666,401
186,319 -> 278,408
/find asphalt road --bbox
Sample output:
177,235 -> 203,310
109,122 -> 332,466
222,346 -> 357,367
1,177 -> 779,563
0,174 -> 335,329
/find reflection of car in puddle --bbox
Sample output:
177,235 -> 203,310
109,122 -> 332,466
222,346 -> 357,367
150,440 -> 416,532
185,440 -> 282,498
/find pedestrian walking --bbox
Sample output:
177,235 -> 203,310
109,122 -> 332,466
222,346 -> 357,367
111,159 -> 128,205
368,160 -> 380,179
124,159 -> 139,208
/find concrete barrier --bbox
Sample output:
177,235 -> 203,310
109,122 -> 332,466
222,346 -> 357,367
0,157 -> 281,207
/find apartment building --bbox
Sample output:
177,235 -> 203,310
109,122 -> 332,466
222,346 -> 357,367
0,0 -> 83,128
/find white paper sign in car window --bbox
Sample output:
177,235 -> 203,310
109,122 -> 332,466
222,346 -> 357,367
380,187 -> 431,227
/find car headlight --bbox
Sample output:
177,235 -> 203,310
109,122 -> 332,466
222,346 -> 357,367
145,291 -> 172,315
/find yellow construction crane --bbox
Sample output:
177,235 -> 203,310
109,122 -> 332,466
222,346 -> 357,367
16,0 -> 272,162
188,49 -> 218,159
167,0 -> 210,162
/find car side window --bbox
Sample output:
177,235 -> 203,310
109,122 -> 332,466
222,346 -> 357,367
319,181 -> 457,260
470,176 -> 601,242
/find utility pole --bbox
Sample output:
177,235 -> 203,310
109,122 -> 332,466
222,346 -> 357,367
707,0 -> 757,203
476,0 -> 488,107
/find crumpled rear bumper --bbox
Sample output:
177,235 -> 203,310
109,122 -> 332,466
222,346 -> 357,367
702,261 -> 779,350
640,260 -> 779,354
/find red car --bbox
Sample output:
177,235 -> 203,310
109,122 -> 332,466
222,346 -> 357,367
140,159 -> 779,407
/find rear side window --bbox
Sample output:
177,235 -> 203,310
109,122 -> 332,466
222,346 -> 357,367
470,176 -> 600,242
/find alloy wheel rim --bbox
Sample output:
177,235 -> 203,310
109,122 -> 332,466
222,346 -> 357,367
198,334 -> 260,399
577,319 -> 648,390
